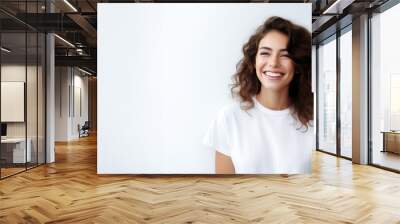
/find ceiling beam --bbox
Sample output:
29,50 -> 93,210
322,0 -> 356,14
55,55 -> 96,70
67,13 -> 97,46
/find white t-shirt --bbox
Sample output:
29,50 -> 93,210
203,98 -> 314,174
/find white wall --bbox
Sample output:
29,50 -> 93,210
98,3 -> 311,174
1,65 -> 39,138
1,82 -> 24,122
72,72 -> 89,138
1,64 -> 46,163
55,67 -> 89,141
1,66 -> 26,125
55,67 -> 69,141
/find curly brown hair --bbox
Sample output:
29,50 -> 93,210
231,16 -> 313,128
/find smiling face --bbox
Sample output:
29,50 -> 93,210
255,30 -> 295,93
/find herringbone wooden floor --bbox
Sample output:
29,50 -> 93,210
1,135 -> 400,224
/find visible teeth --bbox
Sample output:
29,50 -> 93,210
263,71 -> 283,77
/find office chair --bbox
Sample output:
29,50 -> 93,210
79,121 -> 90,138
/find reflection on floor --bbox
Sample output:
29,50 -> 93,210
373,150 -> 400,170
341,147 -> 352,158
0,167 -> 25,178
0,162 -> 41,178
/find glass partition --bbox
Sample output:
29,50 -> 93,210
27,31 -> 38,169
0,1 -> 46,179
26,0 -> 44,170
339,27 -> 352,158
317,35 -> 337,155
38,32 -> 45,165
371,3 -> 400,171
1,31 -> 28,177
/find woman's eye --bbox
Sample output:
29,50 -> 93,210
281,54 -> 290,58
260,52 -> 270,56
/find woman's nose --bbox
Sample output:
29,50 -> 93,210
268,54 -> 279,68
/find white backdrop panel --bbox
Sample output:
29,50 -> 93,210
1,82 -> 25,122
98,3 -> 311,174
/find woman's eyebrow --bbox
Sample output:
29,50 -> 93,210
259,47 -> 288,52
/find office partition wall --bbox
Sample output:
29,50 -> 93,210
339,26 -> 352,159
316,22 -> 353,160
370,2 -> 400,172
0,1 -> 46,179
0,32 -> 28,177
317,35 -> 337,155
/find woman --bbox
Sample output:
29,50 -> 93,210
203,16 -> 313,174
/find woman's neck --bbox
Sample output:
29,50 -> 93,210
256,87 -> 291,110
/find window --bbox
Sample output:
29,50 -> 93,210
339,27 -> 352,158
317,36 -> 337,155
370,2 -> 400,171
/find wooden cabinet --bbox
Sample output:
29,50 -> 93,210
382,131 -> 400,154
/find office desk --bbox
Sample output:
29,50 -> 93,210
1,138 -> 31,163
381,131 -> 400,154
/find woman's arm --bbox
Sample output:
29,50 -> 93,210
215,151 -> 235,174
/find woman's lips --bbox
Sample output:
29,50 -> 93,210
262,71 -> 284,80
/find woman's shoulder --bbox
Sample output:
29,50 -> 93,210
217,101 -> 253,120
219,101 -> 242,116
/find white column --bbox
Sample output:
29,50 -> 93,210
46,1 -> 55,163
46,33 -> 55,163
352,14 -> 369,164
